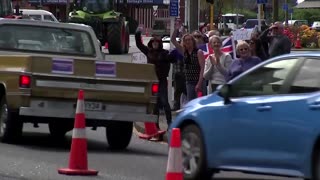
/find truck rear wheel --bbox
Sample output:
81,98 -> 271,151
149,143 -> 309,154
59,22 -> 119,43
106,121 -> 133,150
107,20 -> 126,54
0,97 -> 23,143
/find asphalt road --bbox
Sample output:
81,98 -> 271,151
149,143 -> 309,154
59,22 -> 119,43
0,36 -> 310,180
0,124 -> 303,180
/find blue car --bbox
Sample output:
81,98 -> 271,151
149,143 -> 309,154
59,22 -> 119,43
169,53 -> 320,180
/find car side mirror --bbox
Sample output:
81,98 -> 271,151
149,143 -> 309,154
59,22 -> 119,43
218,84 -> 232,104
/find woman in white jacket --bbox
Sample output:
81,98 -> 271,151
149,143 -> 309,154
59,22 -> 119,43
203,35 -> 233,92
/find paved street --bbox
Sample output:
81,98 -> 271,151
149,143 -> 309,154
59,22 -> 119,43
0,124 -> 303,180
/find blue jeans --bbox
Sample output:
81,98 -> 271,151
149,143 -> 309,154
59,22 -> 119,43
186,80 -> 207,102
153,78 -> 172,126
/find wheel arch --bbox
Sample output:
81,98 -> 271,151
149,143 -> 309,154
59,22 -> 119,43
0,83 -> 7,101
309,134 -> 320,178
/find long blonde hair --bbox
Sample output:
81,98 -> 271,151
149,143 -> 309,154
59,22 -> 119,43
181,33 -> 197,51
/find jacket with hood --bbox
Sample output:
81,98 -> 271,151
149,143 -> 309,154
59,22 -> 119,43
135,31 -> 171,79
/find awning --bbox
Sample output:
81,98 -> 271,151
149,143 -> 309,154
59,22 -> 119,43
295,0 -> 320,8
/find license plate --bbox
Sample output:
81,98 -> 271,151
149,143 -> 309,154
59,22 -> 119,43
85,102 -> 103,111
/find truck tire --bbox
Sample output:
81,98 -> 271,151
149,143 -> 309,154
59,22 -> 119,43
124,23 -> 130,54
48,121 -> 73,139
0,97 -> 23,143
106,121 -> 133,150
107,19 -> 126,54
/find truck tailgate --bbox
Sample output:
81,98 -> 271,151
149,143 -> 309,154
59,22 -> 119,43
29,56 -> 157,103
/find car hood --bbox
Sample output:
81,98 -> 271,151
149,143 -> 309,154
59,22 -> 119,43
174,92 -> 224,119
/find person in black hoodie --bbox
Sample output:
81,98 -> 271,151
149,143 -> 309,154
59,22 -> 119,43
135,29 -> 172,129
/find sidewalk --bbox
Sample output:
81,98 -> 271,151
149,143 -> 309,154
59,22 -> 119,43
292,48 -> 319,51
134,112 -> 178,142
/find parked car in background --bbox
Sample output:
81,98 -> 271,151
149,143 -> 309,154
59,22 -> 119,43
20,9 -> 59,22
169,53 -> 320,180
312,21 -> 320,31
243,19 -> 267,29
285,20 -> 308,27
152,17 -> 170,37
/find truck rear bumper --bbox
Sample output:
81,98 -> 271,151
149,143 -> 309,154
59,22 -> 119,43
19,107 -> 157,123
18,100 -> 157,123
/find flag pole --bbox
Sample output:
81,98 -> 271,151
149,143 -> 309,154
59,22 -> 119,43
231,36 -> 237,60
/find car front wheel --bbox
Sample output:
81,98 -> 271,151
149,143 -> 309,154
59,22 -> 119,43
181,124 -> 213,180
311,147 -> 320,180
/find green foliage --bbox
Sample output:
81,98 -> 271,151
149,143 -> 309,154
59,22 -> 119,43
239,9 -> 257,19
292,9 -> 320,24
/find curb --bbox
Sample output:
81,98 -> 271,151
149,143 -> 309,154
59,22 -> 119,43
292,48 -> 319,51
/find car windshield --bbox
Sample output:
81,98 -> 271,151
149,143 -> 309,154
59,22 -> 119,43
81,0 -> 111,13
0,24 -> 95,56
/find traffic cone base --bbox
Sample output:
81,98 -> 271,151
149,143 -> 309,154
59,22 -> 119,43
138,122 -> 166,140
58,168 -> 98,176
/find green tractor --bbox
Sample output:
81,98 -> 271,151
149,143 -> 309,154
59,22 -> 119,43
68,0 -> 130,54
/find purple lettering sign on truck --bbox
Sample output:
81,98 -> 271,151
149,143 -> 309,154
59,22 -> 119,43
52,58 -> 74,74
95,61 -> 116,77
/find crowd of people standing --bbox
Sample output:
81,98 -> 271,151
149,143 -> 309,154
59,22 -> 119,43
135,20 -> 292,130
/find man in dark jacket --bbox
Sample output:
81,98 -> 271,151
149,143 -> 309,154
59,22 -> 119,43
135,29 -> 172,128
259,21 -> 291,58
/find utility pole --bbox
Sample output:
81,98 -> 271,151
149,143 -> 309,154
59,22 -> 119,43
272,0 -> 278,22
207,0 -> 214,30
284,0 -> 288,26
189,0 -> 199,32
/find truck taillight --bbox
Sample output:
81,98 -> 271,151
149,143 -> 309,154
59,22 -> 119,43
19,75 -> 31,88
151,83 -> 159,96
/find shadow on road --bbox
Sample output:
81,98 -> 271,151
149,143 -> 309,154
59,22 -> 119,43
11,131 -> 167,157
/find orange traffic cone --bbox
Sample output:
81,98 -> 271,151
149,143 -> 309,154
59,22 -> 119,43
166,128 -> 183,180
295,33 -> 302,49
58,90 -> 98,176
138,122 -> 166,141
104,42 -> 109,49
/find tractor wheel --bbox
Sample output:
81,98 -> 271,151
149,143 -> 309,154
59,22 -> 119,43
124,23 -> 130,54
107,20 -> 126,54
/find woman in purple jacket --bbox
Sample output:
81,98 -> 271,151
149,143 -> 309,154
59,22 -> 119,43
227,41 -> 262,81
